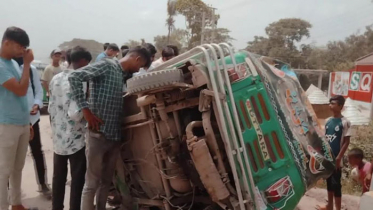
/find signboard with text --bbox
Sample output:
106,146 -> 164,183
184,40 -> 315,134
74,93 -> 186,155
330,72 -> 350,97
329,71 -> 373,103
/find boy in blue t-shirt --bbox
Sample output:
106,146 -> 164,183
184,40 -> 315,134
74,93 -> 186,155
318,95 -> 351,210
0,27 -> 35,210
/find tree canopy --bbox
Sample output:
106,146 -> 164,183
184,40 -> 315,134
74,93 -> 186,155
154,29 -> 188,54
174,0 -> 232,48
247,18 -> 312,68
247,18 -> 373,71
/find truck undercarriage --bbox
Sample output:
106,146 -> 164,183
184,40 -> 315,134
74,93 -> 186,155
115,43 -> 336,210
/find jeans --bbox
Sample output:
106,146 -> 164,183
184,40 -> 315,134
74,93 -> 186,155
52,147 -> 86,210
0,124 -> 30,210
29,120 -> 48,190
81,131 -> 121,210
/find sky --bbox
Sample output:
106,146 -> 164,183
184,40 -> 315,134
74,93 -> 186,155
1,0 -> 373,62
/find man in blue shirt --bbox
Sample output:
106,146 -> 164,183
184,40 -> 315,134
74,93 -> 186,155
95,43 -> 119,62
0,27 -> 34,210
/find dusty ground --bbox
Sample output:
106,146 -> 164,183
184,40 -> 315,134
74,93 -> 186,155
296,188 -> 360,210
19,115 -> 361,210
21,115 -> 70,209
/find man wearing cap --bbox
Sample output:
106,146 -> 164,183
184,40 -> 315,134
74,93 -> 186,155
42,49 -> 62,96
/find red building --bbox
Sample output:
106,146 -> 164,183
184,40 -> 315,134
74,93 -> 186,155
329,53 -> 373,103
348,53 -> 373,103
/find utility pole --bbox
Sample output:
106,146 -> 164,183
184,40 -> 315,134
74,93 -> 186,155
193,5 -> 217,45
201,12 -> 206,45
210,7 -> 217,43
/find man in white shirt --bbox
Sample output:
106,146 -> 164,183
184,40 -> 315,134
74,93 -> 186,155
14,57 -> 51,199
150,46 -> 175,69
48,46 -> 91,210
60,52 -> 69,70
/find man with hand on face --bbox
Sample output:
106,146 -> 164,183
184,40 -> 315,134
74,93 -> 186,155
68,46 -> 151,210
0,26 -> 36,210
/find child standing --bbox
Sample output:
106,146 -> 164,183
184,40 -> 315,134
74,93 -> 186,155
348,148 -> 372,194
318,95 -> 352,210
364,159 -> 373,191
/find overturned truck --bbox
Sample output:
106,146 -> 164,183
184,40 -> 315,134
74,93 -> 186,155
115,43 -> 335,210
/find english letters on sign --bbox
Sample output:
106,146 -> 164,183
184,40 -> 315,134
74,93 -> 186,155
349,72 -> 360,91
360,73 -> 372,92
246,100 -> 270,161
349,71 -> 372,92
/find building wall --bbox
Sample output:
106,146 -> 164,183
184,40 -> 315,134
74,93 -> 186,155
348,65 -> 373,103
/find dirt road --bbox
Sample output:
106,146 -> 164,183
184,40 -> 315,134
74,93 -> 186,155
296,188 -> 360,210
19,115 -> 360,210
21,115 -> 69,209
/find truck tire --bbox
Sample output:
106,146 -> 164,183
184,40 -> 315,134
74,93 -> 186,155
127,69 -> 184,94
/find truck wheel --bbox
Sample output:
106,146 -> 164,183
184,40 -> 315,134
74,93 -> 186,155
127,69 -> 184,94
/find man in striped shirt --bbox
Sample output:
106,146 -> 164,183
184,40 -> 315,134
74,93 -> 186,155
68,46 -> 151,210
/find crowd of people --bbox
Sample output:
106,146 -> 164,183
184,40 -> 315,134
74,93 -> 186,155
0,26 -> 179,210
1,26 -> 373,210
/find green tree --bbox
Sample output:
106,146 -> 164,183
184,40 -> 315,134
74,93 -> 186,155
203,28 -> 234,44
305,26 -> 373,71
175,0 -> 209,48
247,18 -> 312,67
265,18 -> 312,50
175,0 -> 233,48
166,0 -> 177,44
248,18 -> 373,71
246,36 -> 270,56
154,29 -> 188,54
